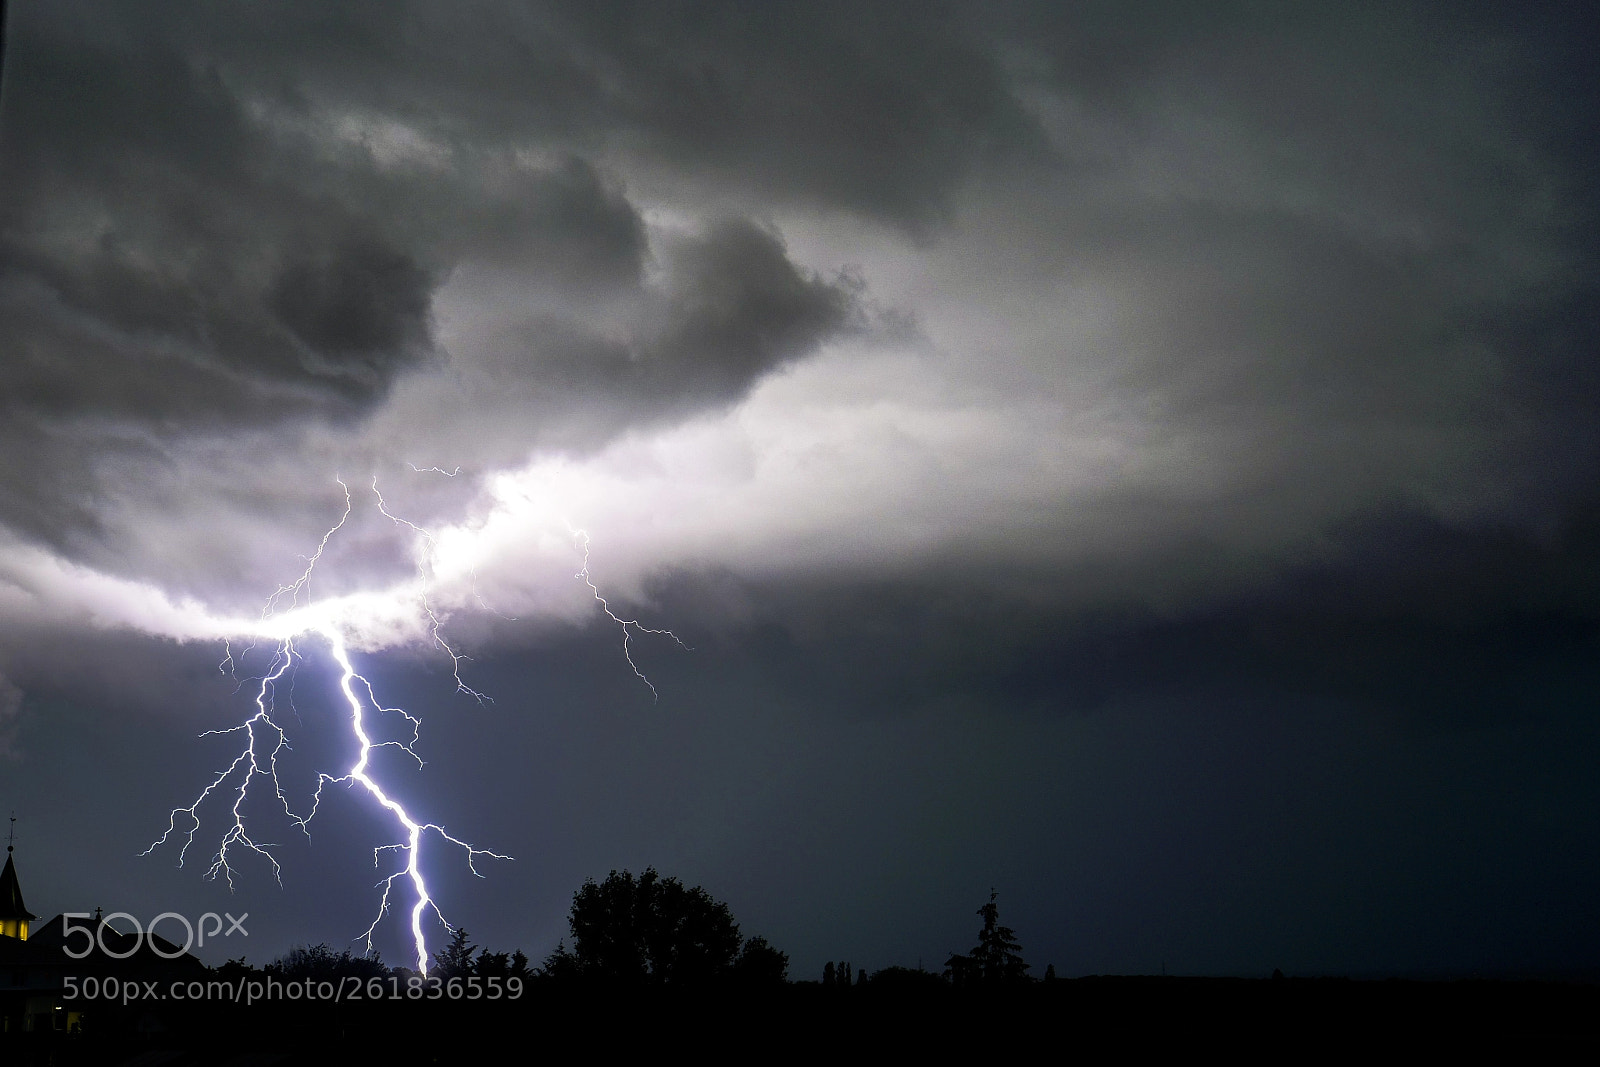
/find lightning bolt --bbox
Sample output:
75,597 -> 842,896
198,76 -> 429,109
144,475 -> 683,973
146,478 -> 505,973
316,629 -> 508,969
570,526 -> 689,701
372,477 -> 489,703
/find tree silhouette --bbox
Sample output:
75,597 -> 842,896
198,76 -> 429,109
475,948 -> 533,979
822,959 -> 855,987
269,943 -> 388,980
945,889 -> 1029,987
433,927 -> 478,978
544,867 -> 786,986
733,935 -> 789,984
426,927 -> 534,979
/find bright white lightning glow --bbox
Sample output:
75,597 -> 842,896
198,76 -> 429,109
143,476 -> 679,973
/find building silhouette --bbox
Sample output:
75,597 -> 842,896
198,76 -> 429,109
1,826 -> 203,1033
0,834 -> 69,1032
0,841 -> 37,941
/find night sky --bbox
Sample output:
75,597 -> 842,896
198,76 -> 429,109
1,1 -> 1597,980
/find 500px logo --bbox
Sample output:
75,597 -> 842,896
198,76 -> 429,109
60,911 -> 247,959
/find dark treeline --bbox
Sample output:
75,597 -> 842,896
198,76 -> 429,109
239,874 -> 1031,992
4,872 -> 1598,1062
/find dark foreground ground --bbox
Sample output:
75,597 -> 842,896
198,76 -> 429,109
4,975 -> 1597,1063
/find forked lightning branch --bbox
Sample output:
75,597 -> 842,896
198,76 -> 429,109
141,475 -> 679,973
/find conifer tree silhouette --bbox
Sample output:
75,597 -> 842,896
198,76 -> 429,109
945,889 -> 1029,986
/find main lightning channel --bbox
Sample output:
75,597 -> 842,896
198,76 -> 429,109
319,628 -> 508,970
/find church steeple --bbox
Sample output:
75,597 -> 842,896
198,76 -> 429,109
1,816 -> 39,940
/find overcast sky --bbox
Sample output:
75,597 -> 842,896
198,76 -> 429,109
1,1 -> 1597,979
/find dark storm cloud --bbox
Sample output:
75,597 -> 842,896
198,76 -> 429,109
0,27 -> 435,419
645,219 -> 860,402
138,0 -> 1041,228
268,231 -> 434,375
543,0 -> 1043,223
471,218 -> 860,436
0,1 -> 870,568
0,670 -> 21,757
0,16 -> 434,552
645,502 -> 1600,729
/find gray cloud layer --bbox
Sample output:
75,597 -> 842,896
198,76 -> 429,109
0,0 -> 1594,623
